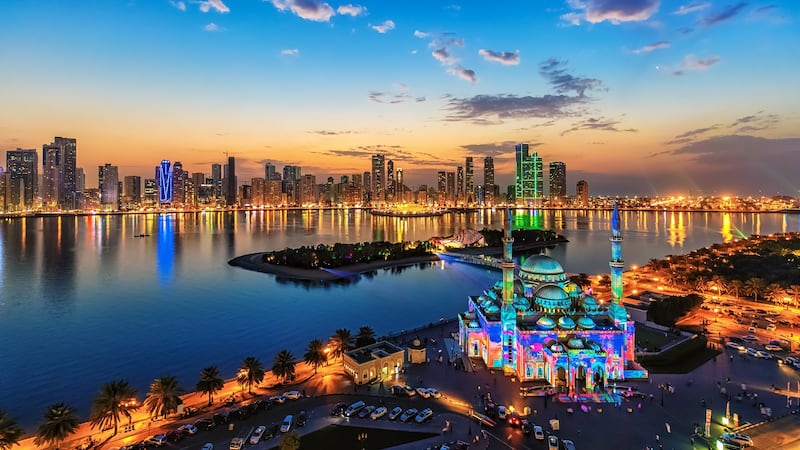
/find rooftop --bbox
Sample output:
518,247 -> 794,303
345,340 -> 404,364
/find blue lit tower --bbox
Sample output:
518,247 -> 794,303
608,202 -> 628,325
501,208 -> 517,375
157,160 -> 173,205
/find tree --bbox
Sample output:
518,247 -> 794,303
196,366 -> 225,406
709,275 -> 727,295
0,411 -> 23,450
303,339 -> 327,374
34,403 -> 80,448
787,285 -> 800,307
329,329 -> 353,361
144,376 -> 185,420
239,357 -> 265,395
355,326 -> 377,348
728,280 -> 744,299
278,431 -> 300,450
89,380 -> 138,436
765,284 -> 786,305
744,278 -> 766,302
271,350 -> 297,383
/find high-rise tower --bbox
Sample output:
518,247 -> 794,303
386,159 -> 395,202
549,162 -> 566,204
501,208 -> 517,375
515,143 -> 543,206
465,157 -> 474,204
157,160 -> 173,205
371,154 -> 385,204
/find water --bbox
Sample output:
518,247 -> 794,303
0,209 -> 797,430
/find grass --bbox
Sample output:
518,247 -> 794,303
269,425 -> 438,450
635,326 -> 683,351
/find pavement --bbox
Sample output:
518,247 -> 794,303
13,316 -> 800,450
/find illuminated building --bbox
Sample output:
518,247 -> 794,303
514,143 -> 543,206
576,180 -> 589,207
458,203 -> 641,391
343,341 -> 405,385
549,161 -> 566,204
157,160 -> 173,205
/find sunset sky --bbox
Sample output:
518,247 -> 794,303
1,0 -> 798,196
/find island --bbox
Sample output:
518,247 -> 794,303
228,228 -> 567,281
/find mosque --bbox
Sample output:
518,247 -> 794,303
458,204 -> 641,393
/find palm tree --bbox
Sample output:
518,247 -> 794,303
0,410 -> 23,450
328,328 -> 353,361
303,339 -> 327,374
272,350 -> 297,383
787,285 -> 800,307
355,326 -> 377,348
144,375 -> 185,420
765,284 -> 786,305
239,357 -> 265,395
34,403 -> 80,448
744,278 -> 766,302
89,380 -> 138,436
728,280 -> 744,299
196,366 -> 225,406
710,275 -> 727,295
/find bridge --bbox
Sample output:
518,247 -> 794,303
435,251 -> 504,270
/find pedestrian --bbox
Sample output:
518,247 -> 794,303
656,434 -> 660,442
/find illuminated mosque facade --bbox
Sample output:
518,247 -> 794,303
458,204 -> 639,393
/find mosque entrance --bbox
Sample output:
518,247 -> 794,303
574,364 -> 587,394
555,366 -> 567,393
593,367 -> 605,392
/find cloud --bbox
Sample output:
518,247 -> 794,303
414,30 -> 429,38
672,54 -> 719,75
478,49 -> 520,65
702,2 -> 748,26
368,85 -> 422,104
563,0 -> 660,25
539,59 -> 603,97
664,125 -> 720,144
170,0 -> 187,11
445,94 -> 587,124
281,48 -> 299,55
203,22 -> 220,31
266,0 -> 335,22
664,112 -> 779,146
308,130 -> 357,135
432,47 -> 456,65
560,116 -> 637,136
199,0 -> 229,13
632,41 -> 670,54
672,2 -> 710,15
460,141 -> 523,157
448,67 -> 478,83
336,4 -> 364,16
370,19 -> 395,33
416,96 -> 426,102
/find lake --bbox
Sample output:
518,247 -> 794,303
0,208 -> 798,429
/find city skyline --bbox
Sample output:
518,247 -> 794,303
1,1 -> 799,195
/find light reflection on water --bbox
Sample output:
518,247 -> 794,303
0,209 -> 796,429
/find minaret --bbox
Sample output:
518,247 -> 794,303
608,202 -> 628,326
501,208 -> 517,375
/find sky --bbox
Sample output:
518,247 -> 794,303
1,0 -> 799,196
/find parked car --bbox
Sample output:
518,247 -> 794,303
722,432 -> 753,447
370,406 -> 388,420
297,411 -> 308,427
264,424 -> 279,440
165,430 -> 184,443
280,415 -> 293,433
388,406 -> 403,420
194,418 -> 216,430
178,424 -> 198,435
742,335 -> 758,341
400,408 -> 418,422
427,388 -> 442,398
144,435 -> 167,447
403,385 -> 416,397
548,435 -> 559,450
414,408 -> 433,423
284,390 -> 302,400
416,387 -> 431,398
358,405 -> 376,419
497,405 -> 507,420
391,385 -> 406,396
212,412 -> 229,425
766,324 -> 777,331
756,350 -> 772,359
269,395 -> 287,404
250,426 -> 266,444
331,402 -> 347,416
534,425 -> 545,440
521,419 -> 532,435
561,439 -> 577,450
201,443 -> 213,450
344,400 -> 366,417
726,342 -> 744,351
508,412 -> 521,427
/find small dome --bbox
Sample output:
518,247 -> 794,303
535,285 -> 570,301
567,338 -> 584,349
557,316 -> 576,329
550,343 -> 564,352
582,296 -> 598,307
485,304 -> 500,314
537,316 -> 556,329
577,316 -> 596,329
520,254 -> 565,275
513,296 -> 531,310
468,321 -> 479,328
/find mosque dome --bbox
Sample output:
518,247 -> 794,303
557,316 -> 576,329
536,316 -> 556,330
567,338 -> 585,349
484,304 -> 500,314
582,295 -> 598,309
513,296 -> 531,311
536,285 -> 569,301
533,285 -> 573,313
577,316 -> 596,329
518,254 -> 568,284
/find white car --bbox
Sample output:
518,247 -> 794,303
765,344 -> 782,351
144,435 -> 166,447
416,387 -> 431,398
726,342 -> 744,351
722,432 -> 753,447
534,425 -> 544,440
742,335 -> 758,341
280,415 -> 293,433
755,350 -> 772,359
284,390 -> 302,400
370,406 -> 388,420
400,408 -> 418,422
388,406 -> 403,420
766,324 -> 776,331
249,426 -> 266,444
270,395 -> 287,404
178,424 -> 198,435
427,388 -> 442,398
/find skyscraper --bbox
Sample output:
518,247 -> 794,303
446,172 -> 455,205
371,154 -> 385,204
465,157 -> 474,204
55,137 -> 77,210
282,165 -> 301,205
576,180 -> 589,206
265,162 -> 279,181
514,143 -> 543,206
386,159 -> 394,202
123,175 -> 142,203
483,157 -> 495,205
549,162 -> 567,204
224,156 -> 236,206
172,161 -> 185,206
456,165 -> 464,204
41,142 -> 61,208
157,160 -> 173,204
211,163 -> 222,200
5,148 -> 38,210
395,168 -> 404,203
98,163 -> 119,210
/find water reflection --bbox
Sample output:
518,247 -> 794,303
41,217 -> 77,314
157,214 -> 175,285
